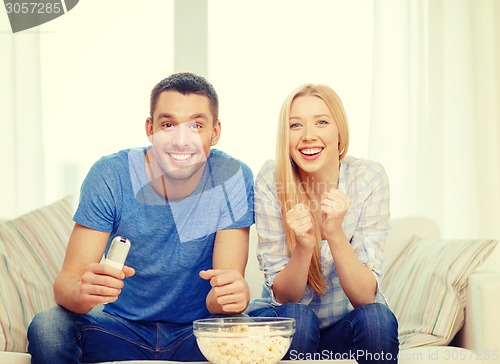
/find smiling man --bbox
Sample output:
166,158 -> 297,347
146,90 -> 217,189
27,73 -> 255,363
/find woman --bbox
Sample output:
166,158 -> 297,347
247,84 -> 399,363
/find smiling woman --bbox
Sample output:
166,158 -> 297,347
288,93 -> 343,181
247,82 -> 399,363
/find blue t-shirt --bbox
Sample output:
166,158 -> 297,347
73,147 -> 254,323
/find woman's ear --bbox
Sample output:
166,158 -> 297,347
338,138 -> 346,157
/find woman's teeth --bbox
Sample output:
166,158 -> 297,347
301,147 -> 322,155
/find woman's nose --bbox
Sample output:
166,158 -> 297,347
301,124 -> 317,141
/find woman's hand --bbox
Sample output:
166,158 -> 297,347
320,188 -> 350,238
286,203 -> 316,249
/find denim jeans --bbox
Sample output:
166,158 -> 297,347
248,302 -> 399,364
27,306 -> 207,363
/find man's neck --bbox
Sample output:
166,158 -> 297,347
145,150 -> 206,201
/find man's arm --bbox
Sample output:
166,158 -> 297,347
199,227 -> 250,314
54,223 -> 134,314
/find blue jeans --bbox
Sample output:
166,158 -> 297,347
27,306 -> 207,363
248,302 -> 399,364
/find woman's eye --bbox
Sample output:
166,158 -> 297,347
317,120 -> 329,125
290,123 -> 301,129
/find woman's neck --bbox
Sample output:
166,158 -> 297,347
299,168 -> 340,201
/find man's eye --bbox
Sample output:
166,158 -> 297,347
191,123 -> 202,129
161,122 -> 173,128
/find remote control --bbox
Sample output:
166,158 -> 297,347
104,236 -> 131,270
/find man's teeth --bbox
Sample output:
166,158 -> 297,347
170,153 -> 191,161
301,148 -> 322,155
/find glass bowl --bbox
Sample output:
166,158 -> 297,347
193,316 -> 295,364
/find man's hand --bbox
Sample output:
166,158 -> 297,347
77,263 -> 135,307
199,269 -> 250,314
286,203 -> 316,249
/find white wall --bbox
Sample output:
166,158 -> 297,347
38,0 -> 175,205
2,2 -> 498,270
208,0 -> 375,176
1,0 -> 375,212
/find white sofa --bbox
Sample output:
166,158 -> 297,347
1,197 -> 499,364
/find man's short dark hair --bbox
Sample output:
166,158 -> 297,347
150,72 -> 219,122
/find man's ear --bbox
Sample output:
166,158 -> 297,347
145,117 -> 154,143
211,120 -> 221,146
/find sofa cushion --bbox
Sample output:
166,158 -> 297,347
0,197 -> 73,352
383,217 -> 441,271
384,236 -> 498,348
0,244 -> 24,352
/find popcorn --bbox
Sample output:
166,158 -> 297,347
196,324 -> 293,364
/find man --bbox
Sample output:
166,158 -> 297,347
27,72 -> 254,363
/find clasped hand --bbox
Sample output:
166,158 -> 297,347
286,188 -> 350,245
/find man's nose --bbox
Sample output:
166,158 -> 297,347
171,123 -> 191,146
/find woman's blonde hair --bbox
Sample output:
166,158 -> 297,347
275,84 -> 350,295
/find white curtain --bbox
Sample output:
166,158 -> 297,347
370,0 -> 500,261
0,31 -> 44,218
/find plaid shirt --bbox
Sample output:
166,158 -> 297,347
248,156 -> 390,328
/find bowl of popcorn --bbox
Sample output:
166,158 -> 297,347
193,316 -> 295,364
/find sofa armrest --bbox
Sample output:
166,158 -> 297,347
458,271 -> 500,358
0,352 -> 31,364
